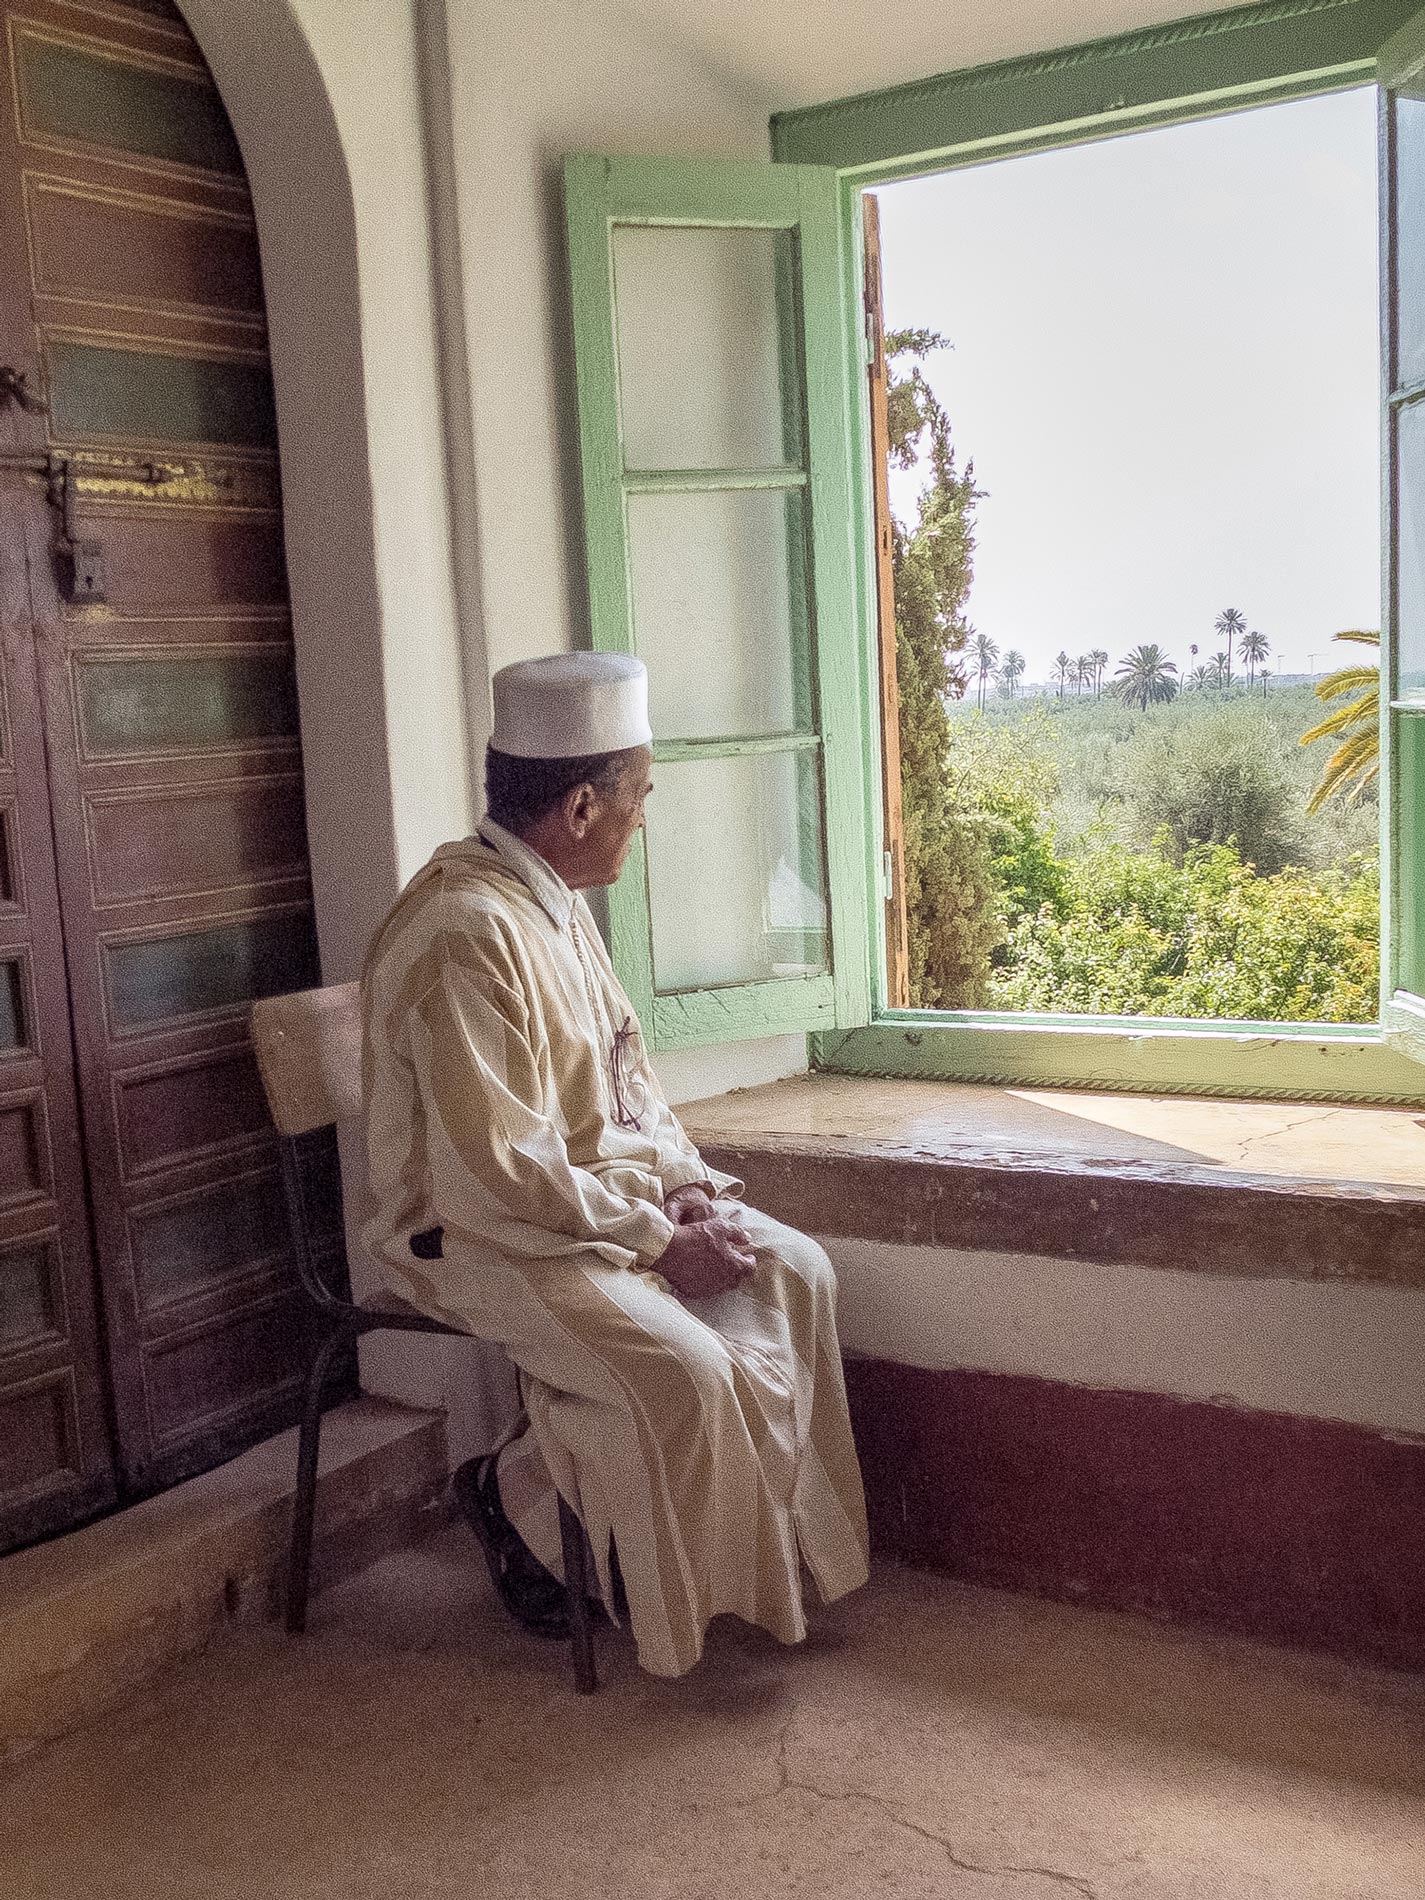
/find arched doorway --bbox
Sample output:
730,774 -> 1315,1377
0,0 -> 342,1551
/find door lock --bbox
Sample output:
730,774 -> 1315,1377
47,458 -> 107,605
0,448 -> 177,606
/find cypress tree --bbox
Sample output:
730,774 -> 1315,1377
886,331 -> 1002,1006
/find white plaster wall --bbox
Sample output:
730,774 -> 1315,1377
826,1239 -> 1425,1435
285,0 -> 476,887
658,1036 -> 808,1106
180,0 -> 474,981
441,0 -> 770,680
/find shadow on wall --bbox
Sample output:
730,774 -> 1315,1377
176,0 -> 397,984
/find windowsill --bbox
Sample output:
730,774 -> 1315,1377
681,1074 -> 1425,1284
813,1018 -> 1425,1106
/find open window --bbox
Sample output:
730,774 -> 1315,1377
566,0 -> 1425,1102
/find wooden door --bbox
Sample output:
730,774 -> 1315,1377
0,0 -> 340,1524
0,459 -> 116,1549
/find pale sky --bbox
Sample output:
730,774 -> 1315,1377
878,86 -> 1380,685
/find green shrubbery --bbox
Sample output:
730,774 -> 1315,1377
1123,704 -> 1304,873
934,694 -> 1382,1025
993,837 -> 1379,1023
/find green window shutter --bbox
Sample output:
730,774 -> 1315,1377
564,155 -> 871,1051
1380,10 -> 1425,1064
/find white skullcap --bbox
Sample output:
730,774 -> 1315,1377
490,652 -> 653,760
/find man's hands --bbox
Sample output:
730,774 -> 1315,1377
656,1208 -> 757,1301
664,1183 -> 717,1226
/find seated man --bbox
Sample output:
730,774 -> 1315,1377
361,651 -> 868,1678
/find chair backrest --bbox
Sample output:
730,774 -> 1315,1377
251,980 -> 363,1137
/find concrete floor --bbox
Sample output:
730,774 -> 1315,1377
8,1528 -> 1425,1900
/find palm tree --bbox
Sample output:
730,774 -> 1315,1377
1054,650 -> 1072,699
1090,648 -> 1109,697
1239,628 -> 1270,687
1300,630 -> 1380,812
1111,644 -> 1179,710
1258,668 -> 1271,697
999,649 -> 1025,697
1187,664 -> 1213,692
971,632 -> 1000,711
1211,650 -> 1230,688
1214,608 -> 1247,685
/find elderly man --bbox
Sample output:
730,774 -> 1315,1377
361,652 -> 868,1678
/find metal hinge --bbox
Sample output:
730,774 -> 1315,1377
883,850 -> 895,902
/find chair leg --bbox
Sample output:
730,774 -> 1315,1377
286,1315 -> 359,1635
558,1493 -> 598,1695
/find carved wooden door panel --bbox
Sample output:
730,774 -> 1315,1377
0,0 -> 339,1527
0,489 -> 116,1550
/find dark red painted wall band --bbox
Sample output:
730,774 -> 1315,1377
845,1357 -> 1425,1673
700,1138 -> 1425,1285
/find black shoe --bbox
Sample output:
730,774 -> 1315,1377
451,1454 -> 571,1641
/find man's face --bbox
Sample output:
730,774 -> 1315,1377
572,746 -> 654,887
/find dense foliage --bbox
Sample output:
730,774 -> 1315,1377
945,690 -> 1381,1024
995,841 -> 1378,1023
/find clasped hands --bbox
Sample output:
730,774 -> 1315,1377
657,1184 -> 756,1300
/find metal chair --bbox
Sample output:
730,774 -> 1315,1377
250,980 -> 598,1693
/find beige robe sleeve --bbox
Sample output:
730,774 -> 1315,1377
634,1040 -> 745,1205
416,934 -> 676,1271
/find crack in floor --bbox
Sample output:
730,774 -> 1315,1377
742,1722 -> 1099,1898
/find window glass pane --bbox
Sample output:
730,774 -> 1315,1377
645,749 -> 827,991
630,487 -> 810,740
1396,86 -> 1425,391
108,912 -> 319,1028
19,34 -> 243,174
0,1244 -> 52,1346
1399,398 -> 1425,699
48,341 -> 276,448
613,226 -> 801,469
77,653 -> 298,755
0,959 -> 26,1052
133,1175 -> 289,1307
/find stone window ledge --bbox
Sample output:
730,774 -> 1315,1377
681,1076 -> 1425,1286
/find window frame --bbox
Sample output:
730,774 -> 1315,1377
563,155 -> 874,1052
774,0 -> 1425,1103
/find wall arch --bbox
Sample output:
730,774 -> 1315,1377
175,0 -> 476,982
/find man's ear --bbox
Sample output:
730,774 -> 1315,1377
563,780 -> 598,839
